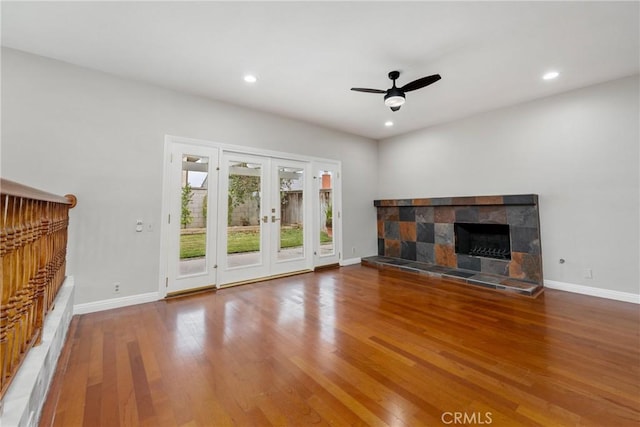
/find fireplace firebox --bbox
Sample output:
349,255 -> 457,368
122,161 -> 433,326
454,223 -> 511,260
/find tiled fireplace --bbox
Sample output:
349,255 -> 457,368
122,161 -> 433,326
363,195 -> 544,296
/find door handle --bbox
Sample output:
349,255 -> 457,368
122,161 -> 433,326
271,216 -> 280,222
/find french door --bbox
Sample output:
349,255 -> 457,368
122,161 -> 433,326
315,162 -> 340,267
162,137 -> 341,296
217,152 -> 312,286
165,143 -> 218,295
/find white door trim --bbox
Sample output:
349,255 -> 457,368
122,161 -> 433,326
160,135 -> 342,297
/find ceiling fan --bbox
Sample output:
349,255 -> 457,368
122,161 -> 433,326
351,71 -> 441,111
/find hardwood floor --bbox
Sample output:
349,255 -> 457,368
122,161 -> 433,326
40,265 -> 639,426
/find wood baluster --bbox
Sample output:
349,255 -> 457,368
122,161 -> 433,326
0,180 -> 74,398
34,200 -> 47,345
12,197 -> 25,376
0,194 -> 10,392
5,196 -> 20,390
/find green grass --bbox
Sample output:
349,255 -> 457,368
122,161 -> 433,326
180,228 -> 332,259
180,233 -> 206,259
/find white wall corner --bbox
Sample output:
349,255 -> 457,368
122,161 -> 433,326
73,292 -> 159,315
340,257 -> 362,267
544,280 -> 640,304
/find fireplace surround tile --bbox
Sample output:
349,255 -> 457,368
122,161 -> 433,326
415,206 -> 434,223
399,222 -> 417,241
510,227 -> 540,254
481,257 -> 510,276
416,223 -> 434,243
478,206 -> 508,224
506,205 -> 539,228
399,206 -> 416,222
455,207 -> 479,223
384,221 -> 400,240
457,254 -> 481,271
381,207 -> 399,221
372,194 -> 543,287
435,244 -> 457,267
385,239 -> 401,257
416,242 -> 435,263
401,241 -> 417,261
434,206 -> 455,223
434,223 -> 454,245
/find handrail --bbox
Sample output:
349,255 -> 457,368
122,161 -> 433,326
0,178 -> 76,399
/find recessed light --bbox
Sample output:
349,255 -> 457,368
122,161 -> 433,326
542,71 -> 559,80
384,121 -> 394,127
244,74 -> 257,83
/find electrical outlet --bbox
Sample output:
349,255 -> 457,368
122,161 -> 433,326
113,282 -> 121,294
585,268 -> 593,279
352,247 -> 356,254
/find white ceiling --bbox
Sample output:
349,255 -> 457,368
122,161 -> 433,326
2,1 -> 639,140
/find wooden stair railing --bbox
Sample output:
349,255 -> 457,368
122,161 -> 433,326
0,179 -> 76,399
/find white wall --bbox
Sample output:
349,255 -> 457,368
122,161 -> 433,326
1,48 -> 378,305
378,75 -> 640,295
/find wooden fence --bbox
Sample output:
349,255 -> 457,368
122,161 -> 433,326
0,179 -> 75,398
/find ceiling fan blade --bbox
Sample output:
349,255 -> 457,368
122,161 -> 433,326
351,87 -> 386,94
400,74 -> 441,92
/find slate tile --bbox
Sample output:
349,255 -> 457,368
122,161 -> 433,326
509,252 -> 542,284
478,206 -> 507,224
384,221 -> 400,240
434,206 -> 455,223
506,206 -> 538,228
385,239 -> 400,258
416,223 -> 435,243
431,197 -> 453,206
455,207 -> 479,223
415,206 -> 434,223
378,238 -> 385,256
511,227 -> 540,254
401,241 -> 417,261
481,258 -> 509,276
399,206 -> 416,222
457,255 -> 481,271
435,244 -> 457,267
434,223 -> 454,245
503,194 -> 536,205
381,207 -> 399,221
399,222 -> 416,241
416,242 -> 435,263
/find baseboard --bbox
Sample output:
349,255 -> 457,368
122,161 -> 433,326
74,292 -> 159,315
544,279 -> 640,304
340,257 -> 362,267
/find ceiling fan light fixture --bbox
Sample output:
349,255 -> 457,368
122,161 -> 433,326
384,95 -> 405,107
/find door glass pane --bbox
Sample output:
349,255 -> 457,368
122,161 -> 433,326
277,166 -> 304,261
179,154 -> 209,276
319,170 -> 334,256
227,161 -> 262,268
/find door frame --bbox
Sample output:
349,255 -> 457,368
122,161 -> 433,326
159,135 -> 342,297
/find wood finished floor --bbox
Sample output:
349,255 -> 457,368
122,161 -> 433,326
40,265 -> 640,426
